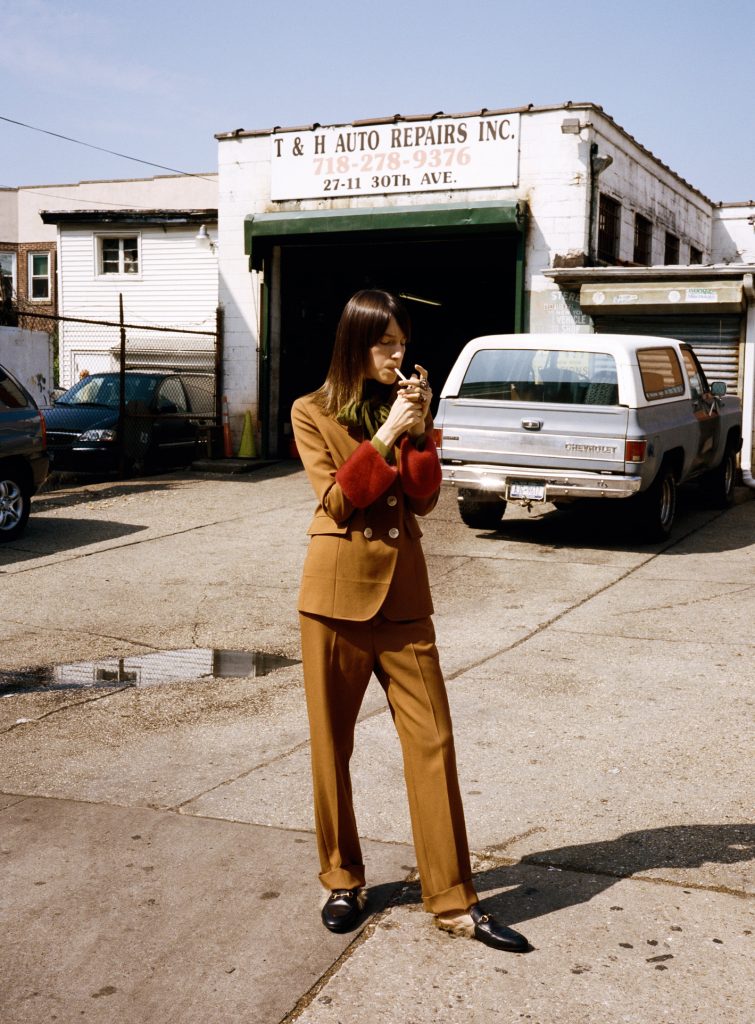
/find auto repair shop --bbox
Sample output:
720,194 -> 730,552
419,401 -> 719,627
215,102 -> 754,474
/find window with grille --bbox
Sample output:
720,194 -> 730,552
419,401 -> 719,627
597,194 -> 621,263
98,236 -> 139,275
664,232 -> 680,264
28,252 -> 51,300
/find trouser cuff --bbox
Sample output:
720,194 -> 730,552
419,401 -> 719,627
422,879 -> 478,915
319,865 -> 366,891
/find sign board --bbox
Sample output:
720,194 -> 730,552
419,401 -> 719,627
270,114 -> 520,201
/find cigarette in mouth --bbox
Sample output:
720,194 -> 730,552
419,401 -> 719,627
394,367 -> 408,381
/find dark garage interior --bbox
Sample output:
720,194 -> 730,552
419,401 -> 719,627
272,233 -> 519,455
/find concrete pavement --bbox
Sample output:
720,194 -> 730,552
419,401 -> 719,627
0,466 -> 753,1023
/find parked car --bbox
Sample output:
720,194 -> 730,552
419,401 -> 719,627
435,333 -> 743,541
0,361 -> 50,541
43,370 -> 215,473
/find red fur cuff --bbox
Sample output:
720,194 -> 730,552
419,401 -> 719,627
399,435 -> 442,498
335,441 -> 398,507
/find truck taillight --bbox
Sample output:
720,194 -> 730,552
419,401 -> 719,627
432,428 -> 443,449
625,439 -> 647,463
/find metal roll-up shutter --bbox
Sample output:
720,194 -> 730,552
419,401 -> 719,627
593,315 -> 742,394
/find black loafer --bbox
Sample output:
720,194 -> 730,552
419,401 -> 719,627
469,904 -> 531,952
321,888 -> 367,933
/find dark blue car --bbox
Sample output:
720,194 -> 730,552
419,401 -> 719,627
43,370 -> 214,473
0,362 -> 49,541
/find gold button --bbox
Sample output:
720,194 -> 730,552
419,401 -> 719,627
388,528 -> 399,539
364,528 -> 373,539
387,495 -> 398,507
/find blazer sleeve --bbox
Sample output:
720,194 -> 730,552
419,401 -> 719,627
399,418 -> 442,517
291,399 -> 355,524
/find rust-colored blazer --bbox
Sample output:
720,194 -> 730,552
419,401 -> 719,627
291,394 -> 442,622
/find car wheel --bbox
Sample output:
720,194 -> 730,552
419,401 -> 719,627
702,446 -> 737,509
457,490 -> 507,530
633,465 -> 677,542
0,473 -> 31,542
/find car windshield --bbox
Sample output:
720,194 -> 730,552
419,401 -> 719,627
458,349 -> 620,405
57,374 -> 163,408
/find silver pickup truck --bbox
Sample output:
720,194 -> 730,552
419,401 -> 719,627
435,333 -> 742,540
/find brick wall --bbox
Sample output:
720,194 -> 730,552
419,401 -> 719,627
0,241 -> 57,317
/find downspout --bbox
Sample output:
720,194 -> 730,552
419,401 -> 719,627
741,273 -> 755,489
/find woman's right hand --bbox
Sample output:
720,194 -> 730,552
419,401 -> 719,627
373,393 -> 425,449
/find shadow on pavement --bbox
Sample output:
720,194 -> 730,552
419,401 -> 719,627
389,823 -> 753,926
475,490 -> 753,555
0,517 -> 148,563
483,823 -> 754,926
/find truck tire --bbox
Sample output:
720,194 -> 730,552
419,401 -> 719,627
633,465 -> 677,542
457,490 -> 506,530
702,446 -> 737,509
0,472 -> 31,542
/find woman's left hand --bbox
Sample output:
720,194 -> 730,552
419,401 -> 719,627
400,364 -> 432,435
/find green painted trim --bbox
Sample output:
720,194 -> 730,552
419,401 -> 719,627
258,269 -> 270,458
245,200 -> 524,267
514,210 -> 527,333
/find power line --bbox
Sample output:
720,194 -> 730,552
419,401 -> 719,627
0,114 -> 217,183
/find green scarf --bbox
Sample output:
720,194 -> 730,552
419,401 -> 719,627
336,381 -> 393,439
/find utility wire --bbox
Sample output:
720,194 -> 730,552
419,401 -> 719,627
18,190 -> 163,210
0,114 -> 216,183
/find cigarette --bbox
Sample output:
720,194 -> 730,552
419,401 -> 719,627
394,367 -> 408,381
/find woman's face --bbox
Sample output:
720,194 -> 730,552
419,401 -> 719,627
365,316 -> 406,385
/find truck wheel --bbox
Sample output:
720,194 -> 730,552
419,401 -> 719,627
633,465 -> 676,541
457,490 -> 506,530
0,473 -> 31,542
702,446 -> 737,509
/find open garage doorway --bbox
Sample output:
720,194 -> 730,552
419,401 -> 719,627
269,233 -> 519,455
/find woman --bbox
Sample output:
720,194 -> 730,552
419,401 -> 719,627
291,289 -> 529,953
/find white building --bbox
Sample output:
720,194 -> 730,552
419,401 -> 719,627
2,174 -> 218,387
214,102 -> 754,478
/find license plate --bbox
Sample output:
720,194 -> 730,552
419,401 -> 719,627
508,480 -> 546,501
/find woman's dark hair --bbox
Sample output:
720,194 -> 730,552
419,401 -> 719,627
314,289 -> 411,415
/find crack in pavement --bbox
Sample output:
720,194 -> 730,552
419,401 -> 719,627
614,583 -> 755,615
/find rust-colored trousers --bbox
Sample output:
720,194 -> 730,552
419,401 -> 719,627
299,611 -> 477,914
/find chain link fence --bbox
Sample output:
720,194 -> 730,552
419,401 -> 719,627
28,299 -> 222,477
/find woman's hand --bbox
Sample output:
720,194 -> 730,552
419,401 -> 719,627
399,365 -> 432,437
373,390 -> 425,449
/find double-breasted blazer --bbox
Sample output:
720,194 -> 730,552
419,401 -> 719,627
291,393 -> 443,622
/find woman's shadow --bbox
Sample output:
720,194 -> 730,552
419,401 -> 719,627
475,823 -> 754,926
386,823 -> 753,926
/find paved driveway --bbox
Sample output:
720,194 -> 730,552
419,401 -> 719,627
1,467 -> 753,1023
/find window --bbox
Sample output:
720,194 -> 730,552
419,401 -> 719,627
664,232 -> 680,264
597,194 -> 621,263
689,245 -> 703,265
680,346 -> 709,401
637,347 -> 685,401
156,378 -> 188,413
458,348 -> 619,405
0,251 -> 17,300
98,236 -> 139,275
0,367 -> 30,410
28,252 -> 51,300
633,214 -> 652,265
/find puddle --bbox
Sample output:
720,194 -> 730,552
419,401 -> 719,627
0,648 -> 300,696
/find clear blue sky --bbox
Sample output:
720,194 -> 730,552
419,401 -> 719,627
1,0 -> 752,201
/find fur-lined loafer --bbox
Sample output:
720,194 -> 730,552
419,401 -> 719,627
321,888 -> 367,933
435,904 -> 531,953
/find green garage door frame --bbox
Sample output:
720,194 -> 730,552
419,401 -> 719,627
245,200 -> 527,455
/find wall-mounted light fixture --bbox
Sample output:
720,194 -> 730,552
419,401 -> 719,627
195,224 -> 217,254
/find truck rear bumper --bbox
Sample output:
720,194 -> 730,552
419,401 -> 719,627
441,462 -> 643,500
